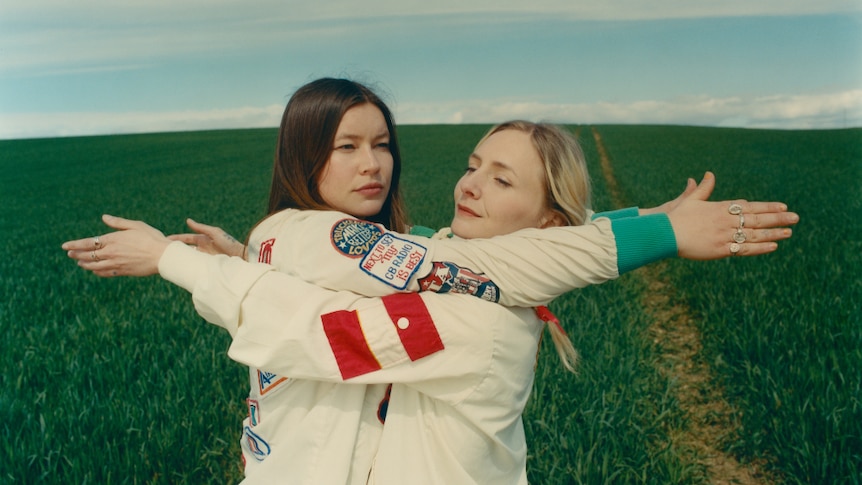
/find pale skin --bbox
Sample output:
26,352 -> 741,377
168,103 -> 394,258
62,130 -> 799,277
451,130 -> 564,239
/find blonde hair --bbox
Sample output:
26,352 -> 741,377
478,121 -> 591,373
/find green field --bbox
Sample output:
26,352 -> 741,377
1,125 -> 859,483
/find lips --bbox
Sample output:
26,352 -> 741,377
356,183 -> 384,196
456,204 -> 480,217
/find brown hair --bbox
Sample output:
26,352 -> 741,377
267,78 -> 408,232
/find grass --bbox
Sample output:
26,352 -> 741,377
595,125 -> 862,483
1,125 -> 859,483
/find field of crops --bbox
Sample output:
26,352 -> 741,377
1,125 -> 859,483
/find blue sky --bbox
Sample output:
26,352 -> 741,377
1,1 -> 861,139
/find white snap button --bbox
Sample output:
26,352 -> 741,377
397,317 -> 410,329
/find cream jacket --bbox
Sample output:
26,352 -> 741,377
159,208 -> 676,484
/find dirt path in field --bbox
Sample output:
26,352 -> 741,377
591,127 -> 771,485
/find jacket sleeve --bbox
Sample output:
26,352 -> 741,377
160,240 -> 517,396
161,254 -> 481,380
241,209 -> 674,307
229,288 -> 502,397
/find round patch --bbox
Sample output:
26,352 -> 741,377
331,219 -> 384,258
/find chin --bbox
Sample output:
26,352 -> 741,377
450,223 -> 485,240
354,204 -> 386,219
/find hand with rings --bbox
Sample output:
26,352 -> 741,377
665,172 -> 799,260
61,214 -> 173,277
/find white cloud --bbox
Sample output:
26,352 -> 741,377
0,104 -> 284,139
3,90 -> 859,139
395,89 -> 862,129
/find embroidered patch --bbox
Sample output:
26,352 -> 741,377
359,233 -> 426,290
418,261 -> 500,302
258,238 -> 275,264
331,219 -> 384,258
247,399 -> 261,426
257,369 -> 288,396
242,426 -> 271,462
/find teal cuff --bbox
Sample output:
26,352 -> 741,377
409,225 -> 438,238
593,207 -> 640,221
611,214 -> 678,274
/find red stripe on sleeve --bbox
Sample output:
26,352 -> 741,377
381,293 -> 444,361
321,310 -> 381,380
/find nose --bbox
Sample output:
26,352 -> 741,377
359,147 -> 381,175
458,172 -> 481,199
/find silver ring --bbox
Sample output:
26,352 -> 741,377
94,236 -> 101,249
733,229 -> 747,244
738,214 -> 745,229
728,203 -> 743,215
730,243 -> 741,255
91,250 -> 101,262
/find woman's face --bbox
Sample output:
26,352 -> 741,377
450,129 -> 559,239
318,103 -> 394,218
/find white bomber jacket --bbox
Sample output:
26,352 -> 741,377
158,208 -> 677,483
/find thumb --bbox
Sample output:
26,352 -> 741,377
186,218 -> 219,237
102,214 -> 160,235
680,177 -> 697,198
689,171 -> 715,201
101,214 -> 140,231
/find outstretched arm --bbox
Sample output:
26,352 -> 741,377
62,173 -> 797,305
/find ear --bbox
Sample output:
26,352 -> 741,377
539,210 -> 566,228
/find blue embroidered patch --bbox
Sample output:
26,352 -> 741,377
257,369 -> 288,396
418,261 -> 500,302
243,426 -> 271,462
331,219 -> 384,258
359,233 -> 427,290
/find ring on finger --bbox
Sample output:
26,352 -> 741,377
733,228 -> 747,244
94,236 -> 101,249
730,243 -> 741,255
728,203 -> 743,215
91,250 -> 101,262
738,214 -> 745,229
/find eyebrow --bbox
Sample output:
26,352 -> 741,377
469,153 -> 515,173
335,130 -> 390,141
